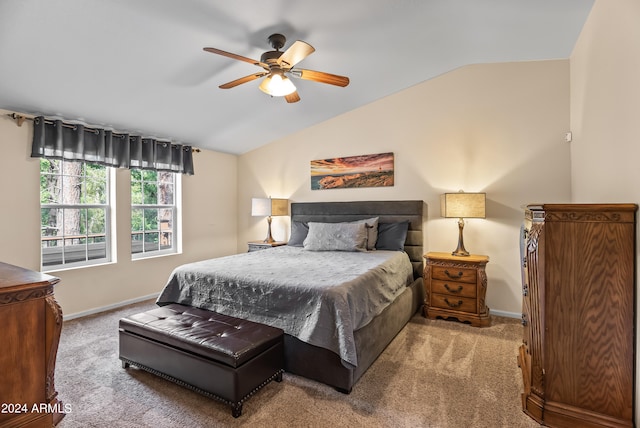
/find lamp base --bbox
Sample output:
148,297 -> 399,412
263,216 -> 275,243
451,217 -> 470,257
451,249 -> 470,257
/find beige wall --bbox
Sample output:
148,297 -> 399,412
570,0 -> 640,200
238,60 -> 572,316
0,60 -> 576,318
569,0 -> 640,424
0,110 -> 238,317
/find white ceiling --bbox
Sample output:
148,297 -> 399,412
0,0 -> 594,155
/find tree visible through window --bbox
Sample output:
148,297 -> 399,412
131,169 -> 177,257
40,159 -> 110,269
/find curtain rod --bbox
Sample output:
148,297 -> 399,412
4,112 -> 201,153
6,112 -> 29,126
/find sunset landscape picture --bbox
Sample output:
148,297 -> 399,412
310,152 -> 394,190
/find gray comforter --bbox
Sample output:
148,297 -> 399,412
156,246 -> 413,367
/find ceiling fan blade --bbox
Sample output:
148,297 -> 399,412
219,72 -> 268,89
278,41 -> 315,69
203,47 -> 269,69
285,91 -> 301,103
292,69 -> 350,87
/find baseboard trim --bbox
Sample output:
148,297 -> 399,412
491,309 -> 521,319
63,293 -> 158,321
62,295 -> 523,322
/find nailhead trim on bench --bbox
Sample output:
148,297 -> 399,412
121,357 -> 284,418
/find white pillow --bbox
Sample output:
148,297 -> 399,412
303,222 -> 368,252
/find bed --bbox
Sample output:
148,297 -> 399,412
157,200 -> 425,393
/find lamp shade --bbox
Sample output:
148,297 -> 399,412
251,198 -> 289,217
440,192 -> 486,219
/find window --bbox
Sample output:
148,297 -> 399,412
40,159 -> 111,270
131,169 -> 178,258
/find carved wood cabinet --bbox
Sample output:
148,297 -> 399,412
0,261 -> 65,427
519,204 -> 637,428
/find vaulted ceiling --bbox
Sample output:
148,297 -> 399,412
0,0 -> 594,154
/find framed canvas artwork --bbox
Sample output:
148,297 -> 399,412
310,152 -> 394,190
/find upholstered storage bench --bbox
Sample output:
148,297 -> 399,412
118,303 -> 284,417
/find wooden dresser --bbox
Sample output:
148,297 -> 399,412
519,204 -> 636,428
423,252 -> 490,327
0,262 -> 65,427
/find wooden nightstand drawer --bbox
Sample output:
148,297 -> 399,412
430,294 -> 477,313
431,266 -> 476,283
431,279 -> 476,298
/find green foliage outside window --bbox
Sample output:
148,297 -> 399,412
39,159 -> 176,265
40,159 -> 108,238
131,169 -> 175,254
39,159 -> 111,268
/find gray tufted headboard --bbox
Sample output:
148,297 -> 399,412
290,200 -> 424,278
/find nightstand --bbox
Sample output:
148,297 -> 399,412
247,241 -> 288,252
423,252 -> 490,327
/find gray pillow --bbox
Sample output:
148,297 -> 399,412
287,221 -> 309,247
349,217 -> 379,250
303,222 -> 368,252
375,221 -> 410,251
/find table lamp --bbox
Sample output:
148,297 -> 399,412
440,191 -> 486,256
251,197 -> 289,243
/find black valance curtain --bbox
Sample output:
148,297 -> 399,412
31,116 -> 195,175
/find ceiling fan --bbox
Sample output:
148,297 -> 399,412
203,33 -> 350,103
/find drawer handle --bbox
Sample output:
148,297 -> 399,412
444,283 -> 463,293
444,298 -> 463,308
444,269 -> 463,279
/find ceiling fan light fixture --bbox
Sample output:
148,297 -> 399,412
205,33 -> 349,101
259,72 -> 296,97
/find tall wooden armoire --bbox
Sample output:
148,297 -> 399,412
0,261 -> 65,427
518,204 -> 637,428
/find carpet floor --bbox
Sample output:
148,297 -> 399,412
55,300 -> 540,428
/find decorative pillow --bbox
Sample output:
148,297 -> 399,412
303,222 -> 368,252
288,221 -> 309,247
349,217 -> 379,250
375,221 -> 410,251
